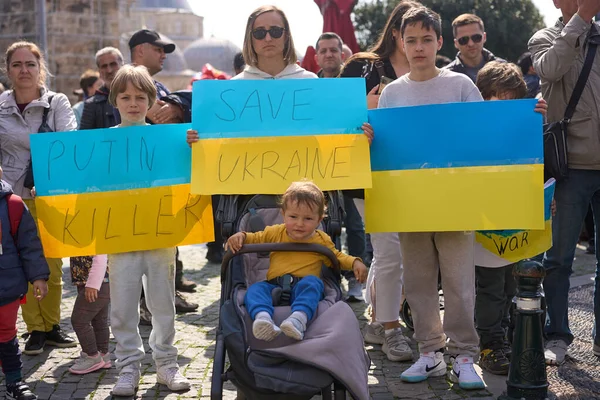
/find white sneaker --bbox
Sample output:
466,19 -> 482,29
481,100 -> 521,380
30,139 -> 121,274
449,356 -> 485,390
252,317 -> 281,341
382,328 -> 412,361
400,351 -> 446,382
363,322 -> 385,345
544,339 -> 568,365
346,277 -> 364,302
280,316 -> 306,340
68,352 -> 105,375
157,365 -> 191,391
112,367 -> 140,396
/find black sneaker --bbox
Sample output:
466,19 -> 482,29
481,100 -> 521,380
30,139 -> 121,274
23,331 -> 46,355
480,346 -> 510,375
6,382 -> 37,400
175,292 -> 198,313
175,276 -> 197,293
45,325 -> 77,348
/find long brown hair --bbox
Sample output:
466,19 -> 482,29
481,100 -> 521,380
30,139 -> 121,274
343,1 -> 422,67
4,41 -> 50,88
242,5 -> 297,67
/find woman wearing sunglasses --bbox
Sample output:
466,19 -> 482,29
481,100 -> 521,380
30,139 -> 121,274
234,5 -> 317,80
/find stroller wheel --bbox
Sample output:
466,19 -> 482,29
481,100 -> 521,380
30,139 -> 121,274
401,299 -> 414,330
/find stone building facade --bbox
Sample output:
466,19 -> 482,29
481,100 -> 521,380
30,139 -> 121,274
0,0 -> 203,102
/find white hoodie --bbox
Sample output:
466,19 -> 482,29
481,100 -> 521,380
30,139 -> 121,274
233,64 -> 317,80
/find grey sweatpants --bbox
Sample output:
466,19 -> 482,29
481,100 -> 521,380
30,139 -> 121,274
399,231 -> 479,357
109,248 -> 178,371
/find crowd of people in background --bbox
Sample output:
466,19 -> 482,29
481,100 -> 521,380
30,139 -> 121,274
0,0 -> 599,399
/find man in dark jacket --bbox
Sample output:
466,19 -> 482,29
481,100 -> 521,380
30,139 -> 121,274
80,47 -> 124,130
444,13 -> 505,82
0,168 -> 50,400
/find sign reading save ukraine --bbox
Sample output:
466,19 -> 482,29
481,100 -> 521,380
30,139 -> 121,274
366,99 -> 545,232
190,78 -> 372,194
30,124 -> 214,257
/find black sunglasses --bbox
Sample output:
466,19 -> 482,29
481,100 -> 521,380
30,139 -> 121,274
252,26 -> 285,40
457,34 -> 483,46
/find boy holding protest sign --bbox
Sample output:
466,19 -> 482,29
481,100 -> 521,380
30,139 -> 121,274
106,65 -> 190,397
474,61 -> 549,375
376,7 -> 485,389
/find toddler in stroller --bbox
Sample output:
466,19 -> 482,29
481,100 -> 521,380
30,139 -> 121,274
212,181 -> 371,400
226,181 -> 368,342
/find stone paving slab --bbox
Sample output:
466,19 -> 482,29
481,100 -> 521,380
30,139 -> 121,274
0,244 -> 596,400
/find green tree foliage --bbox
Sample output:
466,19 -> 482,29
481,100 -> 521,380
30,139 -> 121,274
353,0 -> 546,62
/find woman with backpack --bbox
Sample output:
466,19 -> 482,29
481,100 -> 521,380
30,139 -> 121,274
0,41 -> 77,356
339,0 -> 421,363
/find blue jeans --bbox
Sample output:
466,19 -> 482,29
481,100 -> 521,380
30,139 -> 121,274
245,275 -> 324,321
340,194 -> 367,280
543,169 -> 600,345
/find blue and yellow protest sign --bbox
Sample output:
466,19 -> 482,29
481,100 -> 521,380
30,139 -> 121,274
475,179 -> 555,266
190,79 -> 372,194
30,125 -> 214,258
365,99 -> 544,232
31,124 -> 191,196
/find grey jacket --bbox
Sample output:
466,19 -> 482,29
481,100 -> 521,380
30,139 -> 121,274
529,15 -> 600,170
0,88 -> 76,198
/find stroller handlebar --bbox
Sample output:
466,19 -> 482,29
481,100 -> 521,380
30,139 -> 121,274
221,243 -> 342,276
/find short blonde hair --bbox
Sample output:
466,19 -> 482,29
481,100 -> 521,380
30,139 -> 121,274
242,5 -> 297,67
108,65 -> 156,108
4,41 -> 50,88
280,180 -> 326,217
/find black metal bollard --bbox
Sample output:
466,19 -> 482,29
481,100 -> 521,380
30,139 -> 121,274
500,259 -> 548,400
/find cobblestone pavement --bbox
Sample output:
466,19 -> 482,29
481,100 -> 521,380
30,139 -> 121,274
0,244 -> 597,400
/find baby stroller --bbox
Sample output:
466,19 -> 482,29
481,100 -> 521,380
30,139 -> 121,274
211,193 -> 371,400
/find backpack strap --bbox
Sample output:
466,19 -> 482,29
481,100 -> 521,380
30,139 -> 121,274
6,193 -> 24,245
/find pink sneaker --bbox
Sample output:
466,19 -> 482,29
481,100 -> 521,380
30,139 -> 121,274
69,352 -> 105,375
101,352 -> 112,368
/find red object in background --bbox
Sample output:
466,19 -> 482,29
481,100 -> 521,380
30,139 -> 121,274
314,0 -> 360,54
301,46 -> 320,74
187,63 -> 231,89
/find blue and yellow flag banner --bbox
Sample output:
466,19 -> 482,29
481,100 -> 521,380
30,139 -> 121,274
365,99 -> 544,233
190,79 -> 372,194
475,179 -> 555,266
30,125 -> 214,257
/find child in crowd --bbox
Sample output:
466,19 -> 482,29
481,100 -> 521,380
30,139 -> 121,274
474,61 -> 548,375
226,181 -> 368,341
68,255 -> 110,374
107,65 -> 189,397
377,7 -> 485,389
0,165 -> 49,400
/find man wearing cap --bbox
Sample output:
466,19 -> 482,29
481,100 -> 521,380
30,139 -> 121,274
128,29 -> 183,124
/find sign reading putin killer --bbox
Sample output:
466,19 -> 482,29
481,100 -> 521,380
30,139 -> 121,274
30,124 -> 214,257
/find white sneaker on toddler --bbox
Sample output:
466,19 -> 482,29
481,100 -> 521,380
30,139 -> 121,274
252,312 -> 281,341
280,311 -> 308,340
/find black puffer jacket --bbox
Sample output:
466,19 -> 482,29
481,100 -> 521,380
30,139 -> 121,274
79,85 -> 118,130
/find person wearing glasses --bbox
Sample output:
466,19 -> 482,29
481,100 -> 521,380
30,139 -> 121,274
445,14 -> 505,82
234,5 -> 317,80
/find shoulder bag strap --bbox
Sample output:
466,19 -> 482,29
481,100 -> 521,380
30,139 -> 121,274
374,60 -> 386,80
564,41 -> 597,121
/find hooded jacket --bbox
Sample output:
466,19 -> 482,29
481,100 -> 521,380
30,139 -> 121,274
0,180 -> 49,306
233,64 -> 318,80
0,88 -> 76,198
